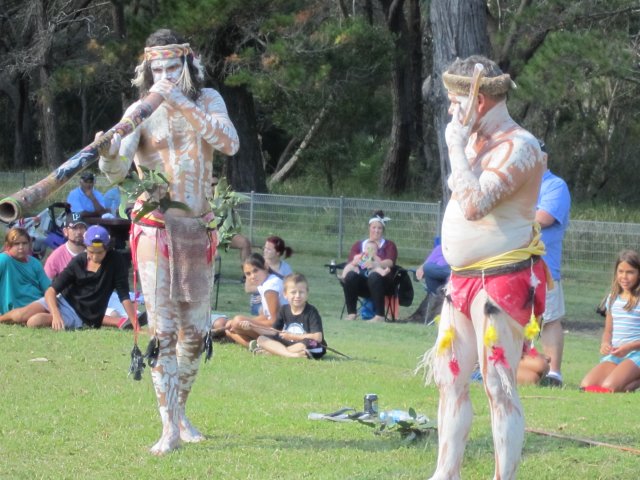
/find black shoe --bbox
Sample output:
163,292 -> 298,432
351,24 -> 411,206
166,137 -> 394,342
540,375 -> 563,388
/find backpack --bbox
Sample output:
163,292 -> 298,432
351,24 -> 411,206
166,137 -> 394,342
394,267 -> 414,307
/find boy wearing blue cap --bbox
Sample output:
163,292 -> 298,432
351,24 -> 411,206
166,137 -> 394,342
0,226 -> 136,330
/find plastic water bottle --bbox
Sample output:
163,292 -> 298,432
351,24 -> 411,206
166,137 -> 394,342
378,410 -> 412,425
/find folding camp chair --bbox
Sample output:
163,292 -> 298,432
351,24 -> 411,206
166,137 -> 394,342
326,262 -> 413,322
9,201 -> 68,259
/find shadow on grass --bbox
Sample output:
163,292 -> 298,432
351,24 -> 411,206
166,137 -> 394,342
198,431 -> 439,453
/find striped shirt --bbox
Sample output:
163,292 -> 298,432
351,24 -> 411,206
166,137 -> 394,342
608,295 -> 640,347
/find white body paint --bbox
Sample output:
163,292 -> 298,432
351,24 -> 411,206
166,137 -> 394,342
100,71 -> 239,455
428,98 -> 545,479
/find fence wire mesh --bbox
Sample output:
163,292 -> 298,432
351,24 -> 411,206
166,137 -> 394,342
1,170 -> 637,284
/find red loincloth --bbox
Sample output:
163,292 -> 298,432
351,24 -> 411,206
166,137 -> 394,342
449,259 -> 546,326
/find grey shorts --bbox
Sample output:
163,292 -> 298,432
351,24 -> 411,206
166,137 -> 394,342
37,295 -> 84,330
543,280 -> 565,324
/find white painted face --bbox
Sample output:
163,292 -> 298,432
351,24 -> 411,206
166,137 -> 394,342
150,57 -> 184,84
447,93 -> 470,123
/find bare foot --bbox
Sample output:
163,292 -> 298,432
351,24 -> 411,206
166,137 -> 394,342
150,431 -> 181,455
370,315 -> 385,323
345,314 -> 357,321
179,417 -> 206,443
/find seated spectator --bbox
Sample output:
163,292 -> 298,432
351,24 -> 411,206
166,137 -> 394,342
580,249 -> 640,392
66,172 -> 108,219
341,210 -> 397,323
340,239 -> 390,279
227,253 -> 288,347
0,227 -> 51,315
474,345 -> 551,386
247,236 -> 294,315
44,213 -> 88,279
517,344 -> 551,385
44,213 -> 142,329
210,315 -> 231,342
0,226 -> 136,330
255,273 -> 326,359
263,235 -> 293,275
404,239 -> 450,323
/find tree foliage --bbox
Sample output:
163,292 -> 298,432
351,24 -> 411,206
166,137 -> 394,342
0,0 -> 640,203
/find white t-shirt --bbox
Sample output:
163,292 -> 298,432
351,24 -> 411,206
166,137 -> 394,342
257,274 -> 288,320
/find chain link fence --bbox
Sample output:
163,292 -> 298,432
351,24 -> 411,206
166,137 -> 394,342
1,170 -> 638,283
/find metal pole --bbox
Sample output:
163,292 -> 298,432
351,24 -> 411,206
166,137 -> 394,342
338,196 -> 344,258
249,191 -> 255,246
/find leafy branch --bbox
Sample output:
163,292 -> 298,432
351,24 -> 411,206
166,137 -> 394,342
207,176 -> 248,249
117,165 -> 190,221
357,408 -> 437,444
116,168 -> 246,250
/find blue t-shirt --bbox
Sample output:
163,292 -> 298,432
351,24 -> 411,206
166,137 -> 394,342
537,170 -> 571,280
67,187 -> 106,213
0,253 -> 51,314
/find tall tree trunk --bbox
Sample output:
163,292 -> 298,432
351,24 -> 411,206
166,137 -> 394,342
35,0 -> 62,169
221,84 -> 268,193
2,74 -> 35,169
427,0 -> 491,203
380,0 -> 421,195
110,0 -> 127,39
14,76 -> 35,168
80,86 -> 90,146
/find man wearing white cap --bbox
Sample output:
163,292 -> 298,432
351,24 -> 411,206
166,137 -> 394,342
44,212 -> 88,279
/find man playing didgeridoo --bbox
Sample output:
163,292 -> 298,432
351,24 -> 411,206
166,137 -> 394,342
98,29 -> 239,455
420,55 -> 547,480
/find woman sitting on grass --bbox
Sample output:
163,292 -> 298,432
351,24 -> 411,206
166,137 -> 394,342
254,273 -> 326,358
581,249 -> 640,392
0,227 -> 50,315
226,253 -> 287,347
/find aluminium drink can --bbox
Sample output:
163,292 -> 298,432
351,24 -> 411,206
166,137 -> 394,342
364,393 -> 378,415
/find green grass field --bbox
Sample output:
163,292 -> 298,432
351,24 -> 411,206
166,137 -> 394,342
1,249 -> 638,479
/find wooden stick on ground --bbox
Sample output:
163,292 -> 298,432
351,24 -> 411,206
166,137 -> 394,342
526,427 -> 640,455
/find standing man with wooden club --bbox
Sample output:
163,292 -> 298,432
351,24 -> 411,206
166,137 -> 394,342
421,55 -> 547,480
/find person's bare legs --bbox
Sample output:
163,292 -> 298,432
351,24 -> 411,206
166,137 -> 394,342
517,354 -> 550,385
0,302 -> 47,324
257,336 -> 307,358
580,362 -> 616,389
601,360 -> 640,392
176,300 -> 208,443
225,315 -> 259,347
429,300 -> 477,480
471,291 -> 526,480
541,318 -> 564,378
26,313 -> 54,328
137,230 -> 181,456
230,234 -> 252,263
0,302 -> 48,325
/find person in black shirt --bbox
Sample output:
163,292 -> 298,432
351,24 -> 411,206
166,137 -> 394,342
0,225 -> 136,330
255,273 -> 326,358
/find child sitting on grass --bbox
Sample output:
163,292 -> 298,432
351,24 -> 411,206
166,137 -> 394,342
254,273 -> 326,358
581,249 -> 640,392
340,239 -> 390,279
